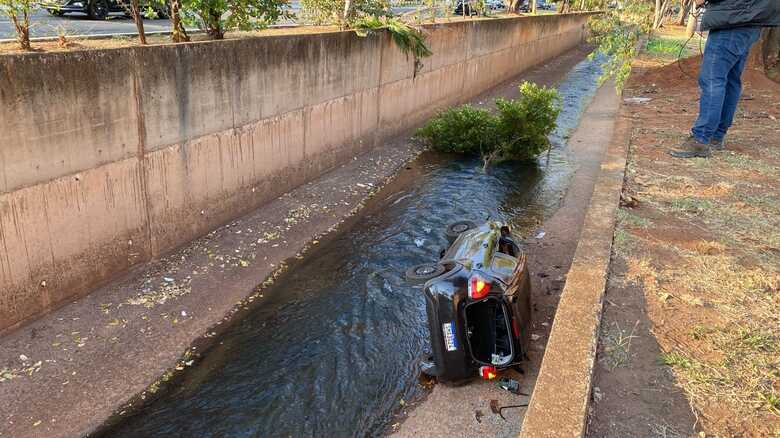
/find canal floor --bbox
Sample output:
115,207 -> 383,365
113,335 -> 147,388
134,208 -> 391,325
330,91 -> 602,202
99,48 -> 606,438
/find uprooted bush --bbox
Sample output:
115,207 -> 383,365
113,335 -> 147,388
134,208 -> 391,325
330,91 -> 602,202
416,82 -> 561,170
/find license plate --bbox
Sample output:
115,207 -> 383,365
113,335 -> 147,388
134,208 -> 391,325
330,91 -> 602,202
442,322 -> 458,351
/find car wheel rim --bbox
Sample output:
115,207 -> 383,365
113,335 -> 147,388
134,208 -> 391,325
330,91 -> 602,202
416,266 -> 436,275
452,224 -> 469,233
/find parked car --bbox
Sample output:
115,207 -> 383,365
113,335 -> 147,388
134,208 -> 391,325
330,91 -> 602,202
453,0 -> 478,15
406,221 -> 532,384
44,0 -> 168,20
486,0 -> 504,10
519,0 -> 555,12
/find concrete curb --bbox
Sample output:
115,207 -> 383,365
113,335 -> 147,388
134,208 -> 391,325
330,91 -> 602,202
0,24 -> 299,44
519,84 -> 631,437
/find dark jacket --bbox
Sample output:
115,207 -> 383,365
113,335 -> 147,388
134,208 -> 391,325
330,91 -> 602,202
701,0 -> 780,31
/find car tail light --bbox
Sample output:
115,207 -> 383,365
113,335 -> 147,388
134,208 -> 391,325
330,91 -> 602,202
479,366 -> 497,380
469,275 -> 491,299
512,318 -> 521,339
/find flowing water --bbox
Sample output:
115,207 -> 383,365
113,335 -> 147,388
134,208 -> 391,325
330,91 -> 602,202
101,55 -> 604,438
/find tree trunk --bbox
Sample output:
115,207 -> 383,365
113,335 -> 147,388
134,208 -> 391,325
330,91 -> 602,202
677,0 -> 691,26
9,10 -> 32,50
170,0 -> 189,42
748,28 -> 780,83
207,8 -> 224,39
685,2 -> 697,37
531,0 -> 536,14
653,0 -> 670,29
131,0 -> 147,45
342,0 -> 352,27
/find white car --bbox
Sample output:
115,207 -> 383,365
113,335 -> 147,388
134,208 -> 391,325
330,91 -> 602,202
486,0 -> 504,10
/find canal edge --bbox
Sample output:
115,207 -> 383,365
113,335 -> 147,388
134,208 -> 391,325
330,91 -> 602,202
520,79 -> 631,438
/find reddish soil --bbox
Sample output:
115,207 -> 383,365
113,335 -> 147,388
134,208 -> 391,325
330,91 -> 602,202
588,39 -> 780,438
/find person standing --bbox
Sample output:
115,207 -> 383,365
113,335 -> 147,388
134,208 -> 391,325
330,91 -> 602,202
670,0 -> 780,158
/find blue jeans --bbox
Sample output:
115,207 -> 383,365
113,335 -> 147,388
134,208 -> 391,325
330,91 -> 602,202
691,27 -> 761,144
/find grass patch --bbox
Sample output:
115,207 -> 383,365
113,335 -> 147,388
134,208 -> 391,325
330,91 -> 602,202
601,321 -> 639,370
721,151 -> 780,173
645,35 -> 700,58
613,228 -> 634,254
617,208 -> 651,228
668,197 -> 713,214
660,351 -> 693,369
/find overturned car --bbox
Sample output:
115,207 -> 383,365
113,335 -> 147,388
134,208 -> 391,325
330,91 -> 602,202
406,221 -> 532,384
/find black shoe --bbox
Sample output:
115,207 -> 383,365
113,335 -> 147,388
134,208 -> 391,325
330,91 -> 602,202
669,136 -> 711,158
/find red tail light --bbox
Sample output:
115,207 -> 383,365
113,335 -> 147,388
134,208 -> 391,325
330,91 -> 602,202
479,366 -> 497,380
469,275 -> 491,299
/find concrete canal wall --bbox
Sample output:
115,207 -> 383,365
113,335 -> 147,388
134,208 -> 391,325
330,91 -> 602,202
0,13 -> 590,331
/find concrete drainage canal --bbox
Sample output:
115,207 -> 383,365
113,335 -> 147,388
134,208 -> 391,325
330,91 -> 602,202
97,54 -> 605,437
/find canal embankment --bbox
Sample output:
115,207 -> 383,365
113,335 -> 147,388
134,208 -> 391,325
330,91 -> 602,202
0,39 -> 616,437
0,13 -> 593,333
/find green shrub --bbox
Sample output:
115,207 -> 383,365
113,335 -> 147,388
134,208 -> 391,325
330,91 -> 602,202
416,82 -> 561,168
300,0 -> 388,26
416,105 -> 499,155
352,16 -> 432,76
495,82 -> 561,160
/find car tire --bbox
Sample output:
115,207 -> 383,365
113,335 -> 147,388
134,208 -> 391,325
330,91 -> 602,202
405,263 -> 445,283
88,0 -> 109,20
48,9 -> 64,16
444,220 -> 477,244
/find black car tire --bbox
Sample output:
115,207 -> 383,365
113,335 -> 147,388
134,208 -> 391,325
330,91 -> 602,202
405,263 -> 445,283
445,220 -> 477,243
48,8 -> 64,16
88,0 -> 109,20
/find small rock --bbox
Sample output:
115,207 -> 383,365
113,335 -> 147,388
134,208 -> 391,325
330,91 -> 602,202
593,386 -> 603,402
530,334 -> 541,341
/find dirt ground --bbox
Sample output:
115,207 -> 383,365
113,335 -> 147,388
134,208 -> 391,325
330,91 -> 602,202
588,33 -> 780,438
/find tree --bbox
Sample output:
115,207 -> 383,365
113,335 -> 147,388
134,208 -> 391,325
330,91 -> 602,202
587,0 -> 653,89
416,82 -> 561,171
676,0 -> 691,26
1,0 -> 35,50
300,0 -> 387,27
121,0 -> 148,44
652,0 -> 670,29
181,0 -> 289,39
749,28 -> 780,83
170,0 -> 190,42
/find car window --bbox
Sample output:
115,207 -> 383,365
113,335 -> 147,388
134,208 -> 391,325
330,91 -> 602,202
443,229 -> 494,263
490,253 -> 516,282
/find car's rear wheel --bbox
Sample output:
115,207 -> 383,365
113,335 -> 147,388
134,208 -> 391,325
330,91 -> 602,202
88,0 -> 109,19
405,263 -> 445,283
445,220 -> 477,244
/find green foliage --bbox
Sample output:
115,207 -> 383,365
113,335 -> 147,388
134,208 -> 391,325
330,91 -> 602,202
416,82 -> 561,168
300,0 -> 388,25
1,0 -> 36,49
181,0 -> 289,38
416,105 -> 500,155
494,82 -> 561,160
587,0 -> 653,90
352,16 -> 432,64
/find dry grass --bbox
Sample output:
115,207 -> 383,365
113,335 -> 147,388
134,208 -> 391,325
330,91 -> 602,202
609,39 -> 780,435
600,321 -> 640,371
